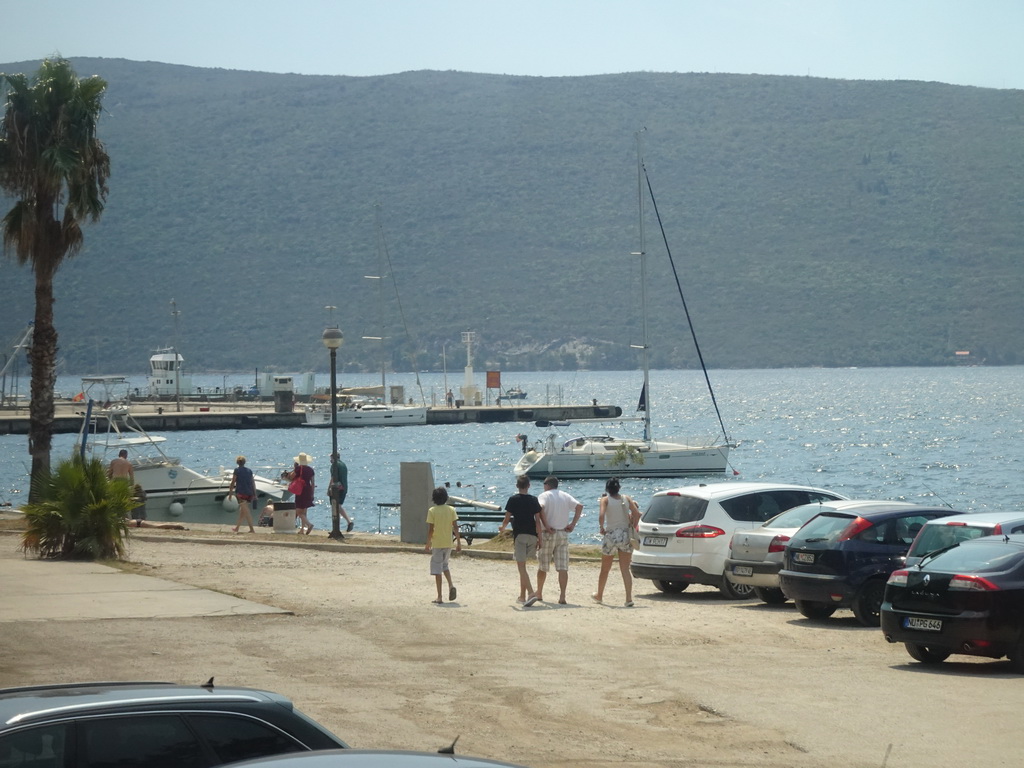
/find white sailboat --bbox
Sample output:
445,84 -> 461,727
304,207 -> 426,428
514,136 -> 734,479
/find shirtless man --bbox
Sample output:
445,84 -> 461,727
107,449 -> 134,484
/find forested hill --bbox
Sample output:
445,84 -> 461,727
2,58 -> 1022,374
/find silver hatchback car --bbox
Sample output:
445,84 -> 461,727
630,481 -> 846,598
724,501 -> 835,604
904,511 -> 1024,567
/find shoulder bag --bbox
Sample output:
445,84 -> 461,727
288,470 -> 306,496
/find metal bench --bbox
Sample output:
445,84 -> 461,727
455,507 -> 505,545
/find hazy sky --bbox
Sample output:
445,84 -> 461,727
5,0 -> 1024,90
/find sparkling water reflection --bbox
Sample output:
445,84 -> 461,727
1,367 -> 1021,543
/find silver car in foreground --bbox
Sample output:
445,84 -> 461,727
724,501 -> 835,603
224,748 -> 530,767
903,511 -> 1024,567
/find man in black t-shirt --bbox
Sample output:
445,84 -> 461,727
499,475 -> 544,607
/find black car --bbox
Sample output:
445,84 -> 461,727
779,501 -> 960,626
882,535 -> 1024,671
0,681 -> 347,767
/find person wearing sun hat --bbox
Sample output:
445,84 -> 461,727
284,452 -> 316,534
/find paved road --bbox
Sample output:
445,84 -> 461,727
0,545 -> 289,622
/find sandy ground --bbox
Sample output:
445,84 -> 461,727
3,527 -> 1023,768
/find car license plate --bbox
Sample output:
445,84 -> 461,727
643,536 -> 668,547
732,565 -> 753,577
794,552 -> 815,564
904,616 -> 942,632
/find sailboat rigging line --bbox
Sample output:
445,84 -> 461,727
375,205 -> 426,404
641,162 -> 733,445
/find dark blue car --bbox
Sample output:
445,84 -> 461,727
882,535 -> 1024,671
778,500 -> 960,626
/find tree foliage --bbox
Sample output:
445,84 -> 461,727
0,57 -> 110,494
21,455 -> 131,560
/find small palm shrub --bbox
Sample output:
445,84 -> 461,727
21,456 -> 132,560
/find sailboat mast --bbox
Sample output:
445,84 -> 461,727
634,132 -> 653,442
363,206 -> 387,402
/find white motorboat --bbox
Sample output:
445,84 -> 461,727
304,400 -> 426,427
77,381 -> 288,523
514,135 -> 734,480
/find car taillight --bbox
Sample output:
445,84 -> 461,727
838,516 -> 872,541
767,534 -> 790,553
888,569 -> 909,586
676,524 -> 726,538
949,575 -> 999,591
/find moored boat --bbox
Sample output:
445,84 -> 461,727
514,134 -> 734,480
78,380 -> 288,523
515,430 -> 731,480
304,400 -> 427,427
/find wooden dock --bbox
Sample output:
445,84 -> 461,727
0,402 -> 622,435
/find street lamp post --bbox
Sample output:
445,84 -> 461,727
322,325 -> 344,540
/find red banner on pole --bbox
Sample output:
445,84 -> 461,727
486,371 -> 501,389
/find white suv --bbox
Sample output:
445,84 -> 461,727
630,482 -> 847,598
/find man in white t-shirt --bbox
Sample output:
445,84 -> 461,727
536,476 -> 583,604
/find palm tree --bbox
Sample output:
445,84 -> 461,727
0,58 -> 110,496
21,455 -> 132,560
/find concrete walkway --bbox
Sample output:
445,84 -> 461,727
0,548 -> 290,622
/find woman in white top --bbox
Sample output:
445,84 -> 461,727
593,477 -> 641,607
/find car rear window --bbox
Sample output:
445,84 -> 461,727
642,495 -> 709,525
908,522 -> 991,558
923,541 -> 1024,572
789,513 -> 855,546
764,504 -> 827,529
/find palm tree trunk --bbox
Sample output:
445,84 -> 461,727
28,260 -> 58,502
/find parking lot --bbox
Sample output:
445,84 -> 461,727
2,532 -> 1021,768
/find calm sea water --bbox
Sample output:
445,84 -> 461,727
2,367 -> 1021,542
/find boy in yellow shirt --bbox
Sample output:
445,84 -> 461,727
425,486 -> 462,604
